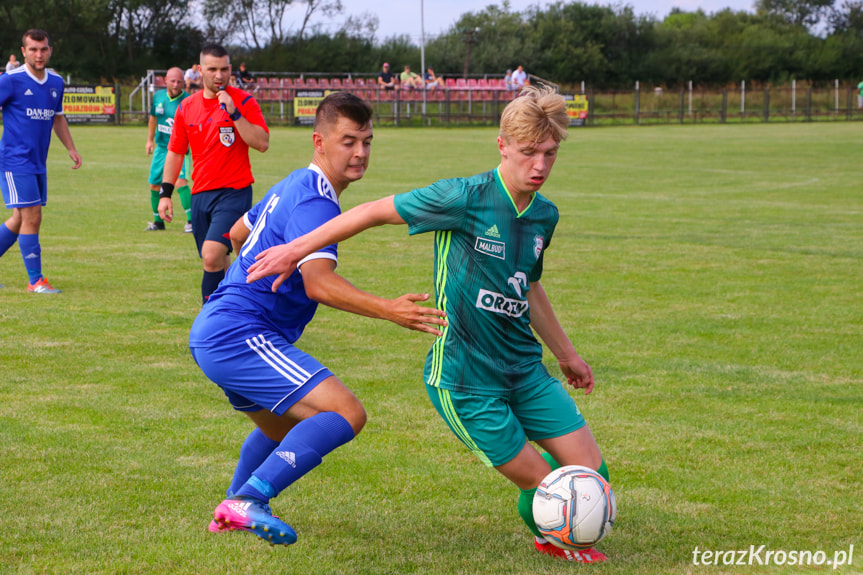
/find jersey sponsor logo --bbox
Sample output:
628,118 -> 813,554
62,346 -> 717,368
219,126 -> 235,147
485,224 -> 500,238
26,108 -> 55,121
476,288 -> 529,318
507,272 -> 528,298
534,235 -> 544,259
475,237 -> 505,260
157,118 -> 174,135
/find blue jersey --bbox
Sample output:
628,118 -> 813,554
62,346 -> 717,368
0,66 -> 66,174
190,164 -> 341,347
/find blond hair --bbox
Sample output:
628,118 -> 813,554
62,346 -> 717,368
499,84 -> 569,144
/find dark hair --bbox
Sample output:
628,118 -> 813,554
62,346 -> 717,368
22,29 -> 50,46
200,43 -> 229,59
314,92 -> 373,131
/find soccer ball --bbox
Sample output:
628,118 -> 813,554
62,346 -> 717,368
532,465 -> 616,550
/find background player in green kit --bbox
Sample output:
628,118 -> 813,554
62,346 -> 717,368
145,67 -> 192,232
246,84 -> 612,564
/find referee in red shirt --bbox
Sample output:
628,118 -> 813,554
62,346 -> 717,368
159,43 -> 270,303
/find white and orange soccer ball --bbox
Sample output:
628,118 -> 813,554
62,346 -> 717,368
532,465 -> 616,550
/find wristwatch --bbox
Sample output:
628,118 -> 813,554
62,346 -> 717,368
229,108 -> 241,121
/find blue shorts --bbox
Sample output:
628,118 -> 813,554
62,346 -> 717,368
190,330 -> 333,415
426,378 -> 586,467
2,172 -> 47,209
191,186 -> 252,256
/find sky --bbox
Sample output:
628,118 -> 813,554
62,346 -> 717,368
331,0 -> 757,41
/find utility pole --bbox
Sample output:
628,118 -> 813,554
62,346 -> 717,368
462,27 -> 480,79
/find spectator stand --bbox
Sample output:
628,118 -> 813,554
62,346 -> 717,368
130,71 -> 522,126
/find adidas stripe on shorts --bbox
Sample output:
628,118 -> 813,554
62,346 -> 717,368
190,330 -> 333,416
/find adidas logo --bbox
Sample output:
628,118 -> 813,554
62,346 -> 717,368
25,89 -> 33,96
24,252 -> 39,259
276,451 -> 296,467
485,224 -> 500,238
227,500 -> 251,517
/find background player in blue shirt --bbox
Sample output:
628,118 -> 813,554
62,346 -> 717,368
0,29 -> 81,293
247,85 -> 611,563
189,92 -> 447,545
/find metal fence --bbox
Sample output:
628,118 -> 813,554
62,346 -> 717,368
587,81 -> 863,125
126,72 -> 863,127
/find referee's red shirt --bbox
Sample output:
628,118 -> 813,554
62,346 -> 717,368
168,87 -> 269,194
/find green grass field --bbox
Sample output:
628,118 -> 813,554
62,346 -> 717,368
1,122 -> 861,574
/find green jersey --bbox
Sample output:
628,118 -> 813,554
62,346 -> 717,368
150,89 -> 188,149
394,168 -> 559,396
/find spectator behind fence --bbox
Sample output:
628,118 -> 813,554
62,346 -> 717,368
236,62 -> 254,90
504,69 -> 516,91
6,54 -> 20,72
185,64 -> 202,91
512,65 -> 527,89
400,65 -> 423,90
377,62 -> 395,90
424,66 -> 441,90
857,80 -> 863,109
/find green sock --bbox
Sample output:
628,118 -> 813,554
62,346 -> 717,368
518,452 -> 561,537
517,453 -> 608,538
178,185 -> 192,222
150,189 -> 163,223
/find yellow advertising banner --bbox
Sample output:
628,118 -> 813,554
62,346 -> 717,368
64,85 -> 117,124
293,90 -> 333,125
565,94 -> 588,127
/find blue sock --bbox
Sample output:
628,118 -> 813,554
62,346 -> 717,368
236,412 -> 355,503
0,223 -> 18,258
227,428 -> 279,497
18,234 -> 42,283
202,270 -> 224,303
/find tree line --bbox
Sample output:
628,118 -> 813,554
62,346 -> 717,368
2,0 -> 862,88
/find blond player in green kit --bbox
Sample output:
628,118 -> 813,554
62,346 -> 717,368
247,84 -> 611,563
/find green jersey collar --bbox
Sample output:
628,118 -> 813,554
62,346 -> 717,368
495,166 -> 535,217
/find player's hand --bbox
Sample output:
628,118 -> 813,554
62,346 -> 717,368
146,141 -> 155,155
559,354 -> 594,395
69,150 -> 82,169
387,293 -> 447,336
158,197 -> 173,223
247,244 -> 301,290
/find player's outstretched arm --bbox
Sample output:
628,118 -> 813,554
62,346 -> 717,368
527,281 -> 594,395
247,195 -> 405,291
300,258 -> 446,336
52,115 -> 82,169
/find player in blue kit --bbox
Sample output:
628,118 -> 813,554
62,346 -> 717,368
188,92 -> 447,545
0,29 -> 81,293
248,85 -> 612,563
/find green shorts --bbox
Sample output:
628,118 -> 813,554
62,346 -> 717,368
149,147 -> 191,186
426,378 -> 586,467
